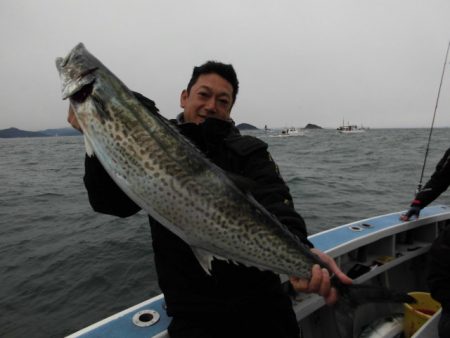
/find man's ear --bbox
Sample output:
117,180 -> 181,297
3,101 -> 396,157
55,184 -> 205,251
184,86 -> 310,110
180,89 -> 188,108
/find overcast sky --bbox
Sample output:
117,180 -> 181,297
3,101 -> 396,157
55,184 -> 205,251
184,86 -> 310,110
2,0 -> 450,130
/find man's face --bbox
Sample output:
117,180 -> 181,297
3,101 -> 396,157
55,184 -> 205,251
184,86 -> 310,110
180,73 -> 234,124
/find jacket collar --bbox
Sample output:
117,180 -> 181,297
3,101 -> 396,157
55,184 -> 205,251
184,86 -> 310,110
175,112 -> 236,126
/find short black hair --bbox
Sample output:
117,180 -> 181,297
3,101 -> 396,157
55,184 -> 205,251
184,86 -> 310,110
186,61 -> 239,104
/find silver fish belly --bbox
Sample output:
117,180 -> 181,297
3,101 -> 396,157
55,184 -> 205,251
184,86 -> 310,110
55,43 -> 322,278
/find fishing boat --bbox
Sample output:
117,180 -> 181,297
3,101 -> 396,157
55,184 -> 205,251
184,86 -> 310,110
283,127 -> 302,135
337,124 -> 366,134
270,127 -> 305,138
66,205 -> 448,338
337,118 -> 367,134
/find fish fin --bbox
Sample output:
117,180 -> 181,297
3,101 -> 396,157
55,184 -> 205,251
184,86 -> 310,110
83,135 -> 95,157
214,255 -> 240,266
325,279 -> 417,337
191,247 -> 215,275
192,248 -> 239,275
331,283 -> 415,338
333,279 -> 416,307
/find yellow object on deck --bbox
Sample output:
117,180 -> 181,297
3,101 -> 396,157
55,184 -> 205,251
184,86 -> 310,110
403,292 -> 441,338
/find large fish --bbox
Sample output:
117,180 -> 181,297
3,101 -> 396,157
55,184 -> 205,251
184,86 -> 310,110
55,43 -> 414,305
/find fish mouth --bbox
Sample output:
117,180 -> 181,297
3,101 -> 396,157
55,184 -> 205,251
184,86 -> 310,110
61,74 -> 96,100
69,80 -> 95,103
55,43 -> 100,99
66,67 -> 98,102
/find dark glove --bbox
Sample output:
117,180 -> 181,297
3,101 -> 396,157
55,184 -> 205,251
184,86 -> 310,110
402,205 -> 421,220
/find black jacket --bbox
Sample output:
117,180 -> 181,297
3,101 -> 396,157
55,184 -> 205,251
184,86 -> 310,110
412,148 -> 450,309
412,148 -> 450,208
82,94 -> 309,327
428,226 -> 450,309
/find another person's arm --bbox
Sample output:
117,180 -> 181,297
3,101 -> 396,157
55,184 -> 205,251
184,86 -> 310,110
401,148 -> 450,221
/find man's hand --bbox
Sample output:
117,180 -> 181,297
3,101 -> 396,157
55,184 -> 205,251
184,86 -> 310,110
289,248 -> 352,305
400,205 -> 421,221
67,105 -> 82,133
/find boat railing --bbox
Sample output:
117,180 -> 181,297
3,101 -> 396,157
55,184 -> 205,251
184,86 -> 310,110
290,205 -> 450,322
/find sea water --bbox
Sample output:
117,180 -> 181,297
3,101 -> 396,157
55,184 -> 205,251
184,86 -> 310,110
1,128 -> 450,337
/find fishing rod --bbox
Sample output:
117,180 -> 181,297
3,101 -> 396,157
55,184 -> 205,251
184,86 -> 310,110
417,41 -> 450,194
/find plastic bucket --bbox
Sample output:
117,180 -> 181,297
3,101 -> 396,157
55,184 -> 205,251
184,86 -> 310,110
403,292 -> 441,338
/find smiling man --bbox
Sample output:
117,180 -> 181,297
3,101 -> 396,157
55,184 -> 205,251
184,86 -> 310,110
68,60 -> 350,338
180,73 -> 234,124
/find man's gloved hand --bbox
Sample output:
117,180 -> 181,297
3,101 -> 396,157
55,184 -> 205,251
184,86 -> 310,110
400,205 -> 421,221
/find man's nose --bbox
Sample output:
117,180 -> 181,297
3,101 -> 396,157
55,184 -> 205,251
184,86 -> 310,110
204,98 -> 217,113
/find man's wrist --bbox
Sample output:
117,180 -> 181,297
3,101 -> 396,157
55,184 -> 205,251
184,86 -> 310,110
411,200 -> 422,207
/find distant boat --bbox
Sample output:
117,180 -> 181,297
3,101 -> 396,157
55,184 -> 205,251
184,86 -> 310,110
337,119 -> 367,134
337,125 -> 366,133
278,127 -> 304,137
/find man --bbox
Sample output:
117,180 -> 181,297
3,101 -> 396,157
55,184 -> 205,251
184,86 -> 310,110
68,61 -> 351,338
401,148 -> 450,338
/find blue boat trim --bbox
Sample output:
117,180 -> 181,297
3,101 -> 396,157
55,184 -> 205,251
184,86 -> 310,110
309,205 -> 450,252
68,295 -> 171,338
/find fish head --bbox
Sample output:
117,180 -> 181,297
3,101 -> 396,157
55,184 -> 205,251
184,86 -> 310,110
55,43 -> 117,134
55,43 -> 100,100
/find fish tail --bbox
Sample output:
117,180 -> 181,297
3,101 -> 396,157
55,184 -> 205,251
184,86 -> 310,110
335,282 -> 416,307
329,282 -> 416,337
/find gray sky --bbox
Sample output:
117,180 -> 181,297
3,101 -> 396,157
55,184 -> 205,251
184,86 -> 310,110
2,0 -> 450,130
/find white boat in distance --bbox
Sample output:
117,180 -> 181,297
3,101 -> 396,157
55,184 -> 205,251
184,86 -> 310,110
271,127 -> 305,137
66,205 -> 447,338
337,122 -> 367,134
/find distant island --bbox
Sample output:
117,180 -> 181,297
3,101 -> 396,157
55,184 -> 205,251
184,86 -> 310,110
1,123 -> 321,138
236,123 -> 258,130
0,127 -> 81,138
304,124 -> 322,129
235,123 -> 322,131
1,124 -> 261,138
